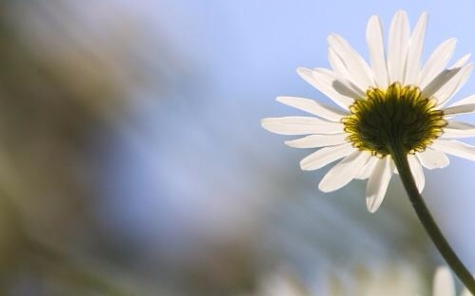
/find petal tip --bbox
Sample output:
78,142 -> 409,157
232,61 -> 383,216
299,158 -> 308,170
395,10 -> 408,17
317,182 -> 332,193
327,33 -> 342,45
284,140 -> 296,148
296,67 -> 312,78
260,118 -> 272,129
366,196 -> 380,213
367,205 -> 378,213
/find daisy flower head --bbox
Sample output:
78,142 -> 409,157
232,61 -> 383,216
262,10 -> 475,213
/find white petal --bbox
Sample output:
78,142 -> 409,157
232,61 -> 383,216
404,12 -> 427,85
300,143 -> 354,171
297,67 -> 354,109
433,267 -> 455,296
331,77 -> 366,99
318,151 -> 370,192
442,131 -> 475,139
418,38 -> 457,88
441,133 -> 475,139
327,52 -> 367,97
421,68 -> 462,99
261,117 -> 343,135
387,10 -> 410,83
431,139 -> 475,161
327,34 -> 375,90
328,47 -> 352,82
408,155 -> 425,192
441,121 -> 475,138
285,134 -> 347,148
356,156 -> 378,179
435,64 -> 473,107
416,148 -> 449,169
366,156 -> 393,213
442,103 -> 475,116
276,96 -> 347,122
450,53 -> 471,69
447,120 -> 475,131
447,94 -> 475,107
366,15 -> 389,88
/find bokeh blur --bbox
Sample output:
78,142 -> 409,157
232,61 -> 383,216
0,0 -> 474,295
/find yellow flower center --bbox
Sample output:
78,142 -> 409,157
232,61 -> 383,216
342,83 -> 447,157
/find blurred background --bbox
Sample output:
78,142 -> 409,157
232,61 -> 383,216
0,0 -> 474,295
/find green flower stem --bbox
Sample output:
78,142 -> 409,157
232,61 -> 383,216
389,143 -> 475,293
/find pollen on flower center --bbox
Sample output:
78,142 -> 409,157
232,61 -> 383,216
342,82 -> 447,157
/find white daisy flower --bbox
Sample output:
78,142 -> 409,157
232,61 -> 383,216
261,10 -> 475,213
